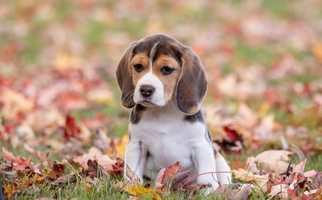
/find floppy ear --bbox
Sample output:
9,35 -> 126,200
116,42 -> 138,108
176,47 -> 208,115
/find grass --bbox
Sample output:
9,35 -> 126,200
3,141 -> 321,199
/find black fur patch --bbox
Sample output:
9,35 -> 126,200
207,129 -> 217,155
130,104 -> 146,124
184,110 -> 205,123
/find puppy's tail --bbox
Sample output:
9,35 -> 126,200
215,153 -> 232,185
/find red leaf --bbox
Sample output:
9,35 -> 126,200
287,188 -> 298,198
63,115 -> 81,140
2,147 -> 32,170
223,126 -> 242,142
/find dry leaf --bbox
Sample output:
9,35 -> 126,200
231,169 -> 269,192
267,184 -> 289,200
114,134 -> 128,157
0,88 -> 34,120
53,50 -> 81,73
292,158 -> 306,173
73,154 -> 116,171
312,43 -> 322,64
124,184 -> 162,200
125,164 -> 140,186
255,150 -> 293,174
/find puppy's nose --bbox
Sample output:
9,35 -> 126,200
140,85 -> 155,97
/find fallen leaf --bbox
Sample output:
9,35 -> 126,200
2,147 -> 32,170
114,134 -> 128,157
268,184 -> 289,200
73,154 -> 116,171
62,115 -> 81,140
124,184 -> 161,200
254,150 -> 293,174
47,161 -> 65,179
163,161 -> 180,180
292,158 -> 306,173
231,168 -> 269,192
0,88 -> 34,120
312,43 -> 322,64
231,185 -> 252,200
53,50 -> 81,73
125,164 -> 140,186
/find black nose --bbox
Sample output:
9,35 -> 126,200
140,85 -> 155,97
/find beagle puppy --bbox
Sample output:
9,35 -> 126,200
116,34 -> 231,191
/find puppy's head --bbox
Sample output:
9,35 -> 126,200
116,34 -> 207,115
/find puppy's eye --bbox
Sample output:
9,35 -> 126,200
134,64 -> 144,72
160,66 -> 174,75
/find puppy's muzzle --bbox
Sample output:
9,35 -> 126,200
140,85 -> 155,97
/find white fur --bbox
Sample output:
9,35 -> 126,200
124,105 -> 232,191
133,72 -> 166,107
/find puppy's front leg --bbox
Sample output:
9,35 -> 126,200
193,144 -> 219,191
124,139 -> 146,185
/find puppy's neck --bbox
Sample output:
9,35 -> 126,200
141,99 -> 180,117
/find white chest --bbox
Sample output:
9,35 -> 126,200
129,109 -> 210,172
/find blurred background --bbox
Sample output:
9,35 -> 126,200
1,0 -> 322,157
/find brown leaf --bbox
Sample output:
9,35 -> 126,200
47,161 -> 65,179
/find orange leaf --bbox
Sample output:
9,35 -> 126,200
114,134 -> 128,157
312,43 -> 322,64
163,161 -> 180,180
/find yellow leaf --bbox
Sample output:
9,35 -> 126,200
53,50 -> 81,72
259,102 -> 270,117
86,182 -> 92,193
125,184 -> 162,200
115,134 -> 128,157
86,87 -> 114,105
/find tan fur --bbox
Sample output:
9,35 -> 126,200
131,53 -> 150,85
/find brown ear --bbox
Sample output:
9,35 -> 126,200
116,42 -> 138,108
176,47 -> 207,115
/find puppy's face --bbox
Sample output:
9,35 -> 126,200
130,39 -> 182,107
117,34 -> 207,115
